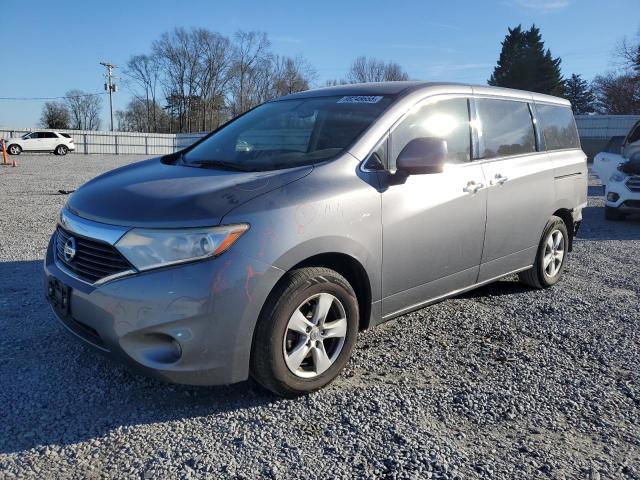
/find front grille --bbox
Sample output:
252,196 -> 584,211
625,176 -> 640,192
55,226 -> 133,283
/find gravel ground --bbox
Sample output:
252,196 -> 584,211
0,154 -> 639,479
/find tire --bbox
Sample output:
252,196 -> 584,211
7,144 -> 21,155
518,216 -> 569,289
605,206 -> 626,221
55,145 -> 68,156
250,267 -> 359,397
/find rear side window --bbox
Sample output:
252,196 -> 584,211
60,133 -> 71,138
391,97 -> 471,168
42,132 -> 58,138
476,98 -> 536,159
536,104 -> 580,150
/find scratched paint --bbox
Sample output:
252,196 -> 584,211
294,203 -> 318,234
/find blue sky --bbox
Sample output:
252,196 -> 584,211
0,0 -> 637,128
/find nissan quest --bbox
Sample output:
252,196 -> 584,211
44,82 -> 587,397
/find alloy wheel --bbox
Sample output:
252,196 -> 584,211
282,292 -> 348,378
543,229 -> 565,278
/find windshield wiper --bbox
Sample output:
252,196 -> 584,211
188,160 -> 250,172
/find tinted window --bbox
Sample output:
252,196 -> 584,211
476,99 -> 536,159
60,133 -> 71,138
41,132 -> 58,138
27,132 -> 40,139
184,95 -> 394,171
536,104 -> 580,150
391,97 -> 471,168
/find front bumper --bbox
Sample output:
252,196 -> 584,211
605,183 -> 640,212
44,235 -> 283,385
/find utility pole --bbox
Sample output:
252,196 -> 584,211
100,62 -> 118,131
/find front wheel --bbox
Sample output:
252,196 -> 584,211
8,144 -> 21,155
55,145 -> 68,156
250,267 -> 359,397
519,216 -> 569,289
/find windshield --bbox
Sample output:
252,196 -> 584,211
183,95 -> 394,171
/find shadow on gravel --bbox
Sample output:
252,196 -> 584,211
458,280 -> 531,299
576,206 -> 640,241
0,260 -> 276,455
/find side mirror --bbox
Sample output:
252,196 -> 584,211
396,137 -> 447,175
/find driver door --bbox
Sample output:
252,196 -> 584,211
380,95 -> 487,318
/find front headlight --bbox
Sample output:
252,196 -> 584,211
115,224 -> 249,271
609,173 -> 625,183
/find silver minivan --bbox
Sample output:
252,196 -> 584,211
44,82 -> 587,397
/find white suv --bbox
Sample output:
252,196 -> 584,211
604,153 -> 640,220
5,131 -> 76,156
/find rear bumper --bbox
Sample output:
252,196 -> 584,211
44,235 -> 283,385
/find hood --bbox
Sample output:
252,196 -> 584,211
66,157 -> 312,228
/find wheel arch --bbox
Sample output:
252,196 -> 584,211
552,208 -> 574,251
292,252 -> 372,331
262,250 -> 374,332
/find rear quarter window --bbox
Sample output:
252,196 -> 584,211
59,133 -> 71,138
536,104 -> 580,151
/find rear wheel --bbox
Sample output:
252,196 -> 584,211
55,145 -> 68,156
8,144 -> 21,155
519,216 -> 569,289
605,206 -> 626,221
250,267 -> 359,397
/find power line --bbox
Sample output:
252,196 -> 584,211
0,92 -> 109,101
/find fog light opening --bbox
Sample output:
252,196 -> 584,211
607,192 -> 619,202
135,333 -> 183,365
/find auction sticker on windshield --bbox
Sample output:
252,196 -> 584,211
337,96 -> 383,104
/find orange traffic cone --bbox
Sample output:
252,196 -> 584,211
11,156 -> 17,167
1,142 -> 7,166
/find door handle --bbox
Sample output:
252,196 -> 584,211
490,173 -> 509,186
463,181 -> 484,193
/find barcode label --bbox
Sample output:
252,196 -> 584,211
337,96 -> 383,104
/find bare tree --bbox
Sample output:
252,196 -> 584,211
592,72 -> 640,114
124,54 -> 161,132
121,27 -> 318,133
229,31 -> 272,115
347,56 -> 409,83
615,30 -> 640,73
193,29 -> 233,130
270,55 -> 316,97
64,90 -> 102,130
40,101 -> 70,129
153,28 -> 203,132
116,99 -> 171,132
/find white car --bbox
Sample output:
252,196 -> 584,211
602,153 -> 640,220
5,131 -> 76,156
592,120 -> 640,188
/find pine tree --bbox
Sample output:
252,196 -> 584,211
564,74 -> 595,114
489,24 -> 565,96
